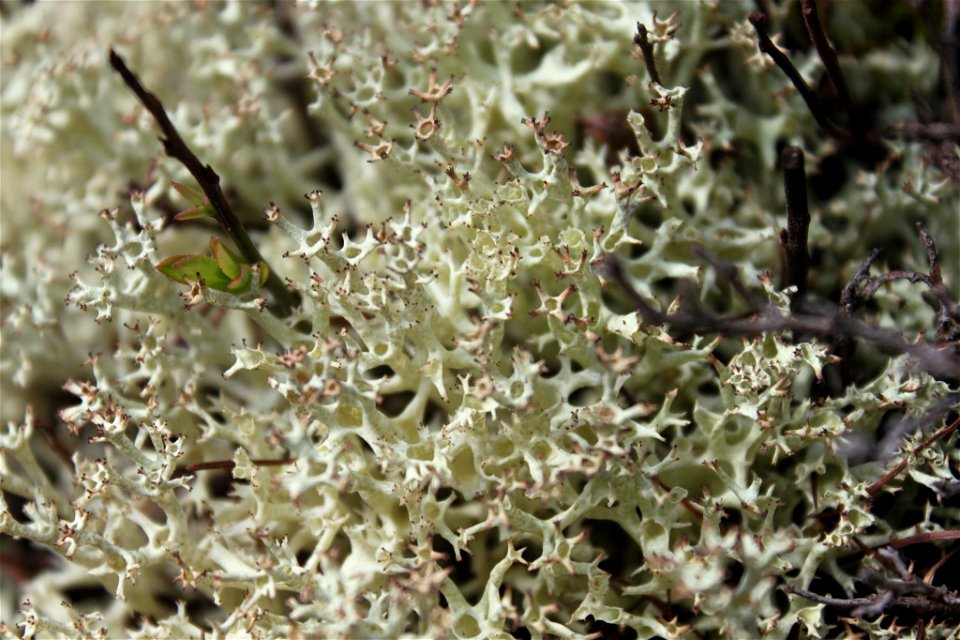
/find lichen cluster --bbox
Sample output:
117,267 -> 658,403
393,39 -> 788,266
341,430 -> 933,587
1,2 -> 958,639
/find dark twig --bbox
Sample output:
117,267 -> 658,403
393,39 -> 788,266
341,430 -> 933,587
783,585 -> 960,618
634,23 -> 663,86
779,146 -> 811,306
917,222 -> 942,286
108,48 -> 298,317
594,254 -> 960,383
839,223 -> 959,341
887,121 -> 960,144
748,12 -> 849,141
841,248 -> 884,312
800,0 -> 859,136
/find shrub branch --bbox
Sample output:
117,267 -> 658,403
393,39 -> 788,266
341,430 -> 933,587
748,12 -> 848,140
633,22 -> 663,86
799,0 -> 859,136
595,252 -> 960,383
108,48 -> 297,317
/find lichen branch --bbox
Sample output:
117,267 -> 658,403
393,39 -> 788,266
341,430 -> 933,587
108,48 -> 298,317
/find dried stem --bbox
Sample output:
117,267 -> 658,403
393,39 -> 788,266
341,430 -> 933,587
634,22 -> 663,86
779,146 -> 811,306
108,48 -> 298,317
839,222 -> 958,341
800,0 -> 859,136
841,248 -> 884,312
886,121 -> 960,143
595,253 -> 960,383
877,529 -> 960,551
602,243 -> 960,393
917,222 -> 942,285
748,12 -> 849,141
783,585 -> 960,618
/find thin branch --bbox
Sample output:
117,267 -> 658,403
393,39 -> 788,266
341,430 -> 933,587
876,529 -> 960,551
594,254 -> 960,383
840,222 -> 959,341
917,221 -> 942,286
800,0 -> 858,135
783,585 -> 960,618
924,547 -> 960,583
841,248 -> 884,312
780,146 -> 811,306
634,22 -> 663,86
782,585 -> 880,609
108,48 -> 298,317
748,12 -> 849,141
887,121 -> 960,143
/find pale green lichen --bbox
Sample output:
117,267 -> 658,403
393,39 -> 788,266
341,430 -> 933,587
2,1 -> 959,639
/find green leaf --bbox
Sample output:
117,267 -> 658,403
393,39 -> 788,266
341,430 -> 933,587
209,237 -> 242,279
226,263 -> 253,293
171,181 -> 214,221
173,204 -> 214,222
171,180 -> 204,206
155,255 -> 233,290
256,261 -> 269,288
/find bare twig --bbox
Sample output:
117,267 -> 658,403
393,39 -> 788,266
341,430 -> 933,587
839,223 -> 959,341
594,254 -> 960,382
924,547 -> 960,583
783,585 -> 877,609
783,585 -> 960,618
887,121 -> 960,143
800,0 -> 858,136
108,48 -> 298,317
780,146 -> 811,306
841,248 -> 884,312
748,12 -> 849,141
917,222 -> 942,286
634,22 -> 663,86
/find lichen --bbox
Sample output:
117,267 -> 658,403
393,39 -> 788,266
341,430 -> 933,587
2,1 -> 958,639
